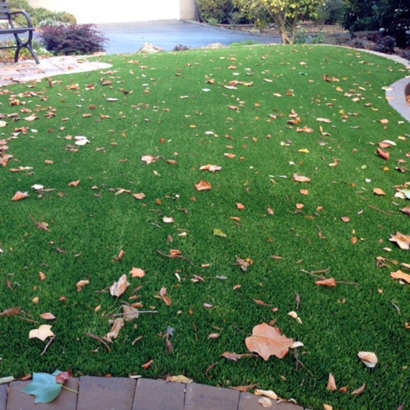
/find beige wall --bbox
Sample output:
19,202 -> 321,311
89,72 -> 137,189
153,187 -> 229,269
28,0 -> 197,23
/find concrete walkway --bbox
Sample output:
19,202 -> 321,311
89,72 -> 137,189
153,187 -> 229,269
96,20 -> 281,54
0,376 -> 304,410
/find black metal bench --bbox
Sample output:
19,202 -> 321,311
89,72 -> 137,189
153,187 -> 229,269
0,0 -> 39,64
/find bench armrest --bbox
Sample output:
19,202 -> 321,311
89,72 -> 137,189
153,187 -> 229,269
9,10 -> 35,29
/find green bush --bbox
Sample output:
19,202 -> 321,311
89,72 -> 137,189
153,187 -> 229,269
7,0 -> 76,27
196,0 -> 235,24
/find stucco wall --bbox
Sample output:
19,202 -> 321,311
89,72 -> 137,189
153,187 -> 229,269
28,0 -> 197,23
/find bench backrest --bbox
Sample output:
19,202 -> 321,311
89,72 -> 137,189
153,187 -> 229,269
0,2 -> 11,24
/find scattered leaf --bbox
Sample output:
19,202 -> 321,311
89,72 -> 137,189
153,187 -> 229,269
29,325 -> 55,341
293,174 -> 311,183
245,323 -> 294,360
109,274 -> 130,297
258,397 -> 273,408
213,228 -> 227,238
327,373 -> 337,391
390,270 -> 410,283
254,389 -> 278,400
130,268 -> 145,278
315,278 -> 337,287
358,351 -> 378,368
76,280 -> 89,292
390,232 -> 410,250
166,375 -> 193,384
105,318 -> 124,341
373,188 -> 386,196
195,180 -> 212,191
11,191 -> 29,202
351,383 -> 366,396
40,313 -> 56,320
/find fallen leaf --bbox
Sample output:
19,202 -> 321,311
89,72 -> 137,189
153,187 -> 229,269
130,268 -> 145,278
40,313 -> 56,320
341,217 -> 350,223
390,232 -> 410,250
315,278 -> 337,287
115,249 -> 125,261
68,180 -> 80,187
236,256 -> 250,272
327,373 -> 337,391
163,216 -> 175,224
11,191 -> 29,202
236,203 -> 245,210
105,318 -> 124,341
200,164 -> 222,172
293,174 -> 311,183
221,352 -> 255,362
132,193 -> 146,200
373,188 -> 386,196
254,389 -> 278,400
258,397 -> 273,408
390,270 -> 410,283
377,148 -> 390,160
245,323 -> 294,360
122,304 -> 139,321
142,359 -> 154,370
76,280 -> 90,292
317,118 -> 331,123
29,325 -> 55,341
141,155 -> 157,164
358,351 -> 378,368
109,274 -> 130,297
229,384 -> 257,392
213,228 -> 227,238
351,383 -> 366,396
208,333 -> 220,339
400,207 -> 410,216
195,180 -> 212,191
166,375 -> 193,384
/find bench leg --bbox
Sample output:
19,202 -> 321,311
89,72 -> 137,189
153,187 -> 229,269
13,33 -> 40,64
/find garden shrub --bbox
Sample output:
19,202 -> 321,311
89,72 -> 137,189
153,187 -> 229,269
38,24 -> 107,56
195,0 -> 235,24
374,35 -> 396,53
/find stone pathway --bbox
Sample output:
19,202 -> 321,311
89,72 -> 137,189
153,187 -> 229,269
0,377 -> 304,410
0,55 -> 111,87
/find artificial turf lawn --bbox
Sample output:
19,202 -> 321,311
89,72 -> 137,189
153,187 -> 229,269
0,44 -> 410,409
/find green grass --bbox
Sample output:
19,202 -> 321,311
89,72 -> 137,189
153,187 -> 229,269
1,44 -> 410,409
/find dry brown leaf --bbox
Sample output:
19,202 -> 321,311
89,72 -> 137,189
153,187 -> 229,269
245,323 -> 294,360
236,256 -> 250,272
400,207 -> 410,216
390,270 -> 410,283
163,216 -> 175,224
166,375 -> 193,384
68,180 -> 80,187
105,318 -> 124,342
200,164 -> 222,172
76,279 -> 90,292
132,193 -> 146,200
122,304 -> 139,321
29,324 -> 55,341
327,373 -> 337,391
236,203 -> 245,210
258,397 -> 273,408
296,126 -> 314,134
377,148 -> 390,160
142,359 -> 154,370
351,383 -> 366,396
115,249 -> 125,261
11,191 -> 29,202
358,351 -> 378,368
141,155 -> 157,164
40,312 -> 56,320
195,180 -> 212,191
341,216 -> 350,223
373,188 -> 386,196
208,333 -> 220,339
110,274 -> 130,297
229,384 -> 257,392
323,405 -> 333,410
315,278 -> 337,287
293,174 -> 311,183
254,389 -> 278,400
224,153 -> 236,159
316,118 -> 331,123
130,267 -> 145,278
390,232 -> 410,250
39,272 -> 47,280
221,352 -> 255,362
